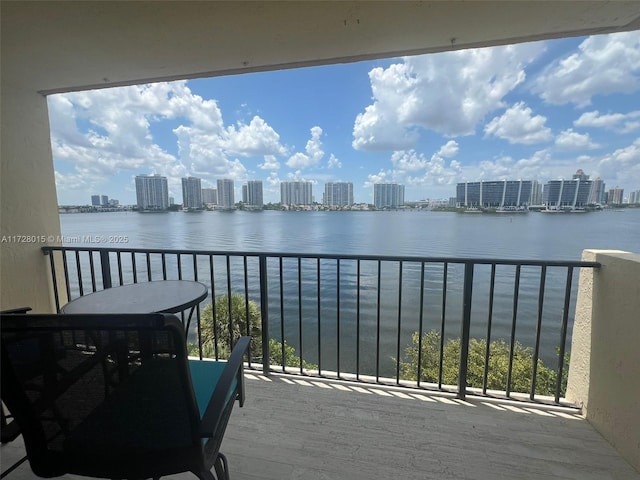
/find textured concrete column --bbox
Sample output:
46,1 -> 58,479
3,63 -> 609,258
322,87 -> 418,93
0,82 -> 63,312
567,249 -> 640,472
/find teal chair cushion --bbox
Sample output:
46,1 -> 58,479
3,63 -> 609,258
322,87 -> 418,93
188,360 -> 236,419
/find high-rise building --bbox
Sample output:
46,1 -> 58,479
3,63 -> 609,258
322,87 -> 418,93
628,190 -> 640,205
91,195 -> 100,206
324,182 -> 353,206
135,174 -> 169,211
217,179 -> 235,209
530,180 -> 543,206
456,180 -> 532,209
242,180 -> 264,207
373,183 -> 405,209
589,177 -> 606,204
181,177 -> 203,209
280,181 -> 313,205
608,187 -> 624,205
202,188 -> 217,205
572,169 -> 590,181
101,195 -> 109,206
543,179 -> 593,209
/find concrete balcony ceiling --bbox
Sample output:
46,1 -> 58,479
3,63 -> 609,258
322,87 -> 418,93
2,1 -> 640,94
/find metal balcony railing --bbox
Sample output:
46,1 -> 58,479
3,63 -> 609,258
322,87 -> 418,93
42,246 -> 599,404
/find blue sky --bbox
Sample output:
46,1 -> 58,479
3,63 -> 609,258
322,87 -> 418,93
49,31 -> 640,205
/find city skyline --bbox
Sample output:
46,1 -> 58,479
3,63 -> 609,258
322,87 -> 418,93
50,32 -> 640,205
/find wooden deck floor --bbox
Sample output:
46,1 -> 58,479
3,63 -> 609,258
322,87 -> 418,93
2,373 -> 638,480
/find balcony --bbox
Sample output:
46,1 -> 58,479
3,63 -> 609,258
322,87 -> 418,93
3,372 -> 638,479
2,247 -> 638,478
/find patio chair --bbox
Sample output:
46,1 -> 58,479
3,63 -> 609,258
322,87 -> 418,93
1,306 -> 31,445
0,312 -> 250,480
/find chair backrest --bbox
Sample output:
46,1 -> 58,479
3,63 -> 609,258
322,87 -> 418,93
1,313 -> 203,478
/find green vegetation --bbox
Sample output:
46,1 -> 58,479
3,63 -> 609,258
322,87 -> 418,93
399,331 -> 566,396
193,294 -> 316,369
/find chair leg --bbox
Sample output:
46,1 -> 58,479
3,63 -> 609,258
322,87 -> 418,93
193,470 -> 215,480
213,453 -> 230,480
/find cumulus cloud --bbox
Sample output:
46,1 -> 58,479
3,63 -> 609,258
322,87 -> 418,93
596,138 -> 640,185
574,110 -> 640,133
48,81 -> 287,197
533,31 -> 640,107
286,126 -> 325,169
259,155 -> 280,170
352,42 -> 544,150
327,154 -> 342,169
484,102 -> 553,144
555,129 -> 600,150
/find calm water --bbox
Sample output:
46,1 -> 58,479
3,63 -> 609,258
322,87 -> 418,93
59,209 -> 639,374
60,208 -> 639,259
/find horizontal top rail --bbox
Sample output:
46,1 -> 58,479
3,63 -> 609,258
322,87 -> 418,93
41,245 -> 601,269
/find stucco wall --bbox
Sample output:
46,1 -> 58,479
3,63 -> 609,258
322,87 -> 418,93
567,249 -> 640,472
0,82 -> 63,312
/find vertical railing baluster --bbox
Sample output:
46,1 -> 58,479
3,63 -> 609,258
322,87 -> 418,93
177,254 -> 182,280
62,250 -> 71,301
336,259 -> 341,378
458,262 -> 474,400
356,259 -> 361,381
89,251 -> 97,292
47,250 -> 61,312
117,252 -> 123,285
146,253 -> 152,281
417,262 -> 426,388
531,265 -> 547,400
75,251 -> 84,296
317,257 -> 322,375
298,257 -> 303,374
259,255 -> 270,375
376,260 -> 382,382
396,260 -> 403,384
226,255 -> 233,352
244,256 -> 252,367
279,256 -> 285,372
506,264 -> 521,397
555,267 -> 574,403
439,262 -> 448,388
210,255 -> 219,360
131,253 -> 137,283
483,264 -> 497,394
161,253 -> 167,280
99,249 -> 111,290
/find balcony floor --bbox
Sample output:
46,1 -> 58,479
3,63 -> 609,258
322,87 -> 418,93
2,373 -> 638,480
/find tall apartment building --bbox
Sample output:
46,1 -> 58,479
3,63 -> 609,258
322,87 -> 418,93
589,177 -> 606,204
373,183 -> 405,209
324,182 -> 354,206
217,179 -> 235,209
280,181 -> 313,205
100,195 -> 109,206
543,179 -> 593,209
572,169 -> 590,181
91,195 -> 100,206
456,180 -> 532,209
135,174 -> 169,211
242,180 -> 264,207
628,190 -> 640,204
608,187 -> 624,205
181,176 -> 203,209
530,180 -> 543,206
201,188 -> 217,205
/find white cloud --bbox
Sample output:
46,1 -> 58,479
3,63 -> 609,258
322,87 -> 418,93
224,116 -> 288,157
259,155 -> 280,170
574,110 -> 640,133
596,138 -> 640,186
286,126 -> 325,169
484,102 -> 553,144
438,140 -> 459,158
327,154 -> 342,169
555,129 -> 600,150
353,42 -> 544,150
533,31 -> 640,107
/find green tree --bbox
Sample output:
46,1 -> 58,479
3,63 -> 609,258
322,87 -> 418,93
194,294 -> 317,369
399,330 -> 563,396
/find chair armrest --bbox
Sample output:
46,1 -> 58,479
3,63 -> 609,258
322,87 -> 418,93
199,336 -> 250,437
0,307 -> 32,314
